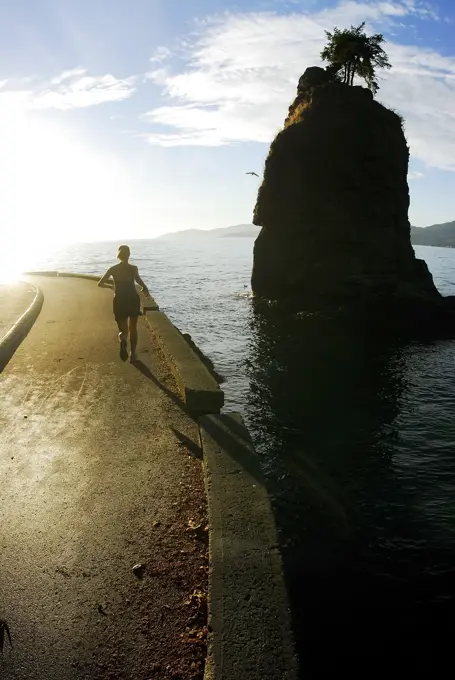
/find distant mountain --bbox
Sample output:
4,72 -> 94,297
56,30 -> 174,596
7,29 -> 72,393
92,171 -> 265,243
156,222 -> 455,247
155,224 -> 260,240
411,221 -> 455,247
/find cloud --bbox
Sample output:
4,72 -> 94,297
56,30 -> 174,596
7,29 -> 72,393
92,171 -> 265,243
50,67 -> 87,85
143,129 -> 227,147
144,46 -> 174,83
408,170 -> 425,179
140,0 -> 455,171
141,102 -> 275,145
149,46 -> 172,64
144,67 -> 170,85
32,69 -> 136,110
0,67 -> 136,114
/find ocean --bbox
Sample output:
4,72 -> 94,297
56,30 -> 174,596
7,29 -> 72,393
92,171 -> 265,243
27,239 -> 455,676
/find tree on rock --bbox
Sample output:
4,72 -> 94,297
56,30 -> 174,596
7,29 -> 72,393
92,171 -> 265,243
321,22 -> 391,95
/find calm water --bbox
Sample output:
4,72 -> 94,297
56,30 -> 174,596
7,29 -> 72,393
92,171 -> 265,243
28,240 -> 455,676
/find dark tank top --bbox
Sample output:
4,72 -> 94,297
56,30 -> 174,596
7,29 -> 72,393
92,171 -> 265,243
111,264 -> 139,299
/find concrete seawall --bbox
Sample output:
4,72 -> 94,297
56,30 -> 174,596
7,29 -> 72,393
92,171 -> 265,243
200,413 -> 298,680
140,292 -> 297,678
144,310 -> 224,415
0,283 -> 43,372
6,272 -> 297,679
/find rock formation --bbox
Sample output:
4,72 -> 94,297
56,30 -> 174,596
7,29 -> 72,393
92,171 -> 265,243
251,67 -> 455,330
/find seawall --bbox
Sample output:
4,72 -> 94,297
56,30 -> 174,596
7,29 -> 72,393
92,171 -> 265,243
9,271 -> 298,679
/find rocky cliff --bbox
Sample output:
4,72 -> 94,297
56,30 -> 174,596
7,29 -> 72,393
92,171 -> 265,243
251,67 -> 453,328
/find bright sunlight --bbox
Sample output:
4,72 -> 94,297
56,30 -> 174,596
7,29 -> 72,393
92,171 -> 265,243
0,107 -> 136,282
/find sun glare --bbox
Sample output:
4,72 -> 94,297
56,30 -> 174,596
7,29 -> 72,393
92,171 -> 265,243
0,236 -> 47,284
0,108 -> 137,273
0,262 -> 24,285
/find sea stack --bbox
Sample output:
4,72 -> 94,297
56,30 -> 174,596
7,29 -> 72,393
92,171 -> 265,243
251,67 -> 448,324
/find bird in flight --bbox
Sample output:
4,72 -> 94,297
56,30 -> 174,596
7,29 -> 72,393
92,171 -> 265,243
246,171 -> 259,177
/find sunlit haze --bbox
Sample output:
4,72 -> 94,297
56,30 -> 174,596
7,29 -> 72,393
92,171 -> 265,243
0,0 -> 454,262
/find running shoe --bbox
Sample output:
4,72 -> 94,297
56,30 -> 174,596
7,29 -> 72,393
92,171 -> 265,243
119,333 -> 128,361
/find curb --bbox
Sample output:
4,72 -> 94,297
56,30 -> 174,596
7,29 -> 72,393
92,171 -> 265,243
139,290 -> 159,313
144,310 -> 224,414
23,270 -> 58,277
58,272 -> 100,281
0,283 -> 44,372
24,271 -> 98,280
199,413 -> 298,680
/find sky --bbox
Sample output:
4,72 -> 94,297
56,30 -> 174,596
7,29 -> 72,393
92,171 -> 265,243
1,0 -> 455,259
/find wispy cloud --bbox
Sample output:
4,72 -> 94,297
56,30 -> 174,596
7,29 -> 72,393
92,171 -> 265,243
49,67 -> 87,86
0,67 -> 136,113
140,0 -> 455,171
149,46 -> 172,65
32,69 -> 136,110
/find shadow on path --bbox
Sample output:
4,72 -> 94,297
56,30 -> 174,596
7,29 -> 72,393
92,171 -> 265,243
132,359 -> 188,413
198,413 -> 265,486
132,360 -> 203,458
170,428 -> 202,459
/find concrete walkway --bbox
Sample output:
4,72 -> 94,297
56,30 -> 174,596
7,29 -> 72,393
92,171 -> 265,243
0,277 -> 206,680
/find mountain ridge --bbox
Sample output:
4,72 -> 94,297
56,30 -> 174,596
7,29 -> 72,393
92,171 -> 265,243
155,224 -> 260,240
411,221 -> 455,247
155,221 -> 455,248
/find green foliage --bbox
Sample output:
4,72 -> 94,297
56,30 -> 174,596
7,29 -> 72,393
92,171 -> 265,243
388,106 -> 406,130
321,21 -> 391,95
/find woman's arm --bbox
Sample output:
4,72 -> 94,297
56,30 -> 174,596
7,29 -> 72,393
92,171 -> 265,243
133,266 -> 150,297
98,268 -> 113,287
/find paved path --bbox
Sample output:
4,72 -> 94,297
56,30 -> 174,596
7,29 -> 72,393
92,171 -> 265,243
0,282 -> 36,339
0,277 -> 205,679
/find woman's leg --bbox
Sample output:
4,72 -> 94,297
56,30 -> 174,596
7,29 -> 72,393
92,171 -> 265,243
116,317 -> 129,360
128,316 -> 139,360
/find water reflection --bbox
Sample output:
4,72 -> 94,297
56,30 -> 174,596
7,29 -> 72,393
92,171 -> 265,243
245,304 -> 455,677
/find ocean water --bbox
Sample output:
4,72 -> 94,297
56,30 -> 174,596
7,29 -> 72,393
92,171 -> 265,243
27,240 -> 455,676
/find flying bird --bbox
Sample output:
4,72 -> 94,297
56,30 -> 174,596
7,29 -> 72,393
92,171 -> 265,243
246,172 -> 259,177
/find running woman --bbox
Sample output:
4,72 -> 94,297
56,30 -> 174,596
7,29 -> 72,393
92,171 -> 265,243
98,245 -> 150,362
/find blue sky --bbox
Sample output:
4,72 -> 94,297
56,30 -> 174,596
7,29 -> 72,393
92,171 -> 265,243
0,0 -> 454,255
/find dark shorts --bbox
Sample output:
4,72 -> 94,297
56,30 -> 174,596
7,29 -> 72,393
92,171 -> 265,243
113,294 -> 141,321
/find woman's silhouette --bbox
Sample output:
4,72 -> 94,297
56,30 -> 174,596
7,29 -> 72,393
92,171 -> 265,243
98,245 -> 150,362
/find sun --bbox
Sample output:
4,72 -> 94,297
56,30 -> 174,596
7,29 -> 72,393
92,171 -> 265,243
0,108 -> 138,272
0,264 -> 23,285
0,238 -> 45,284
